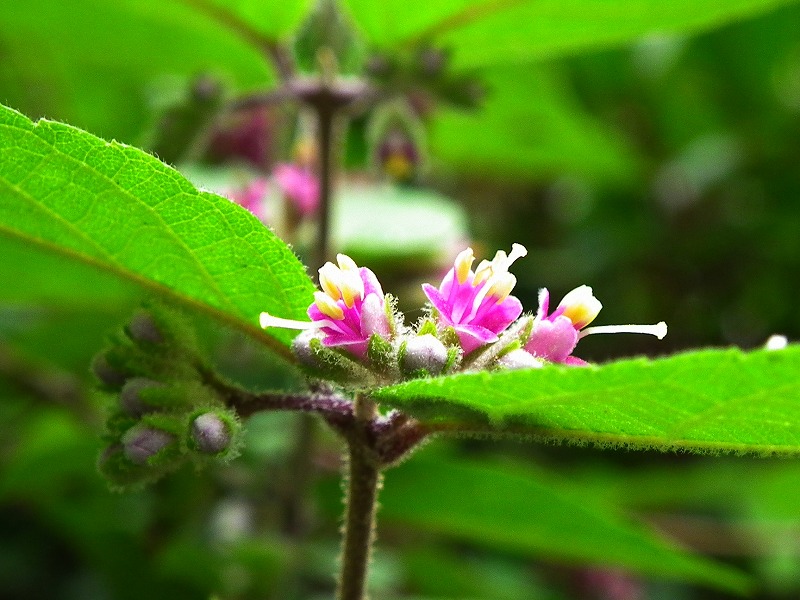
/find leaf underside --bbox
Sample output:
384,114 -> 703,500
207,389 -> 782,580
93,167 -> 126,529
374,346 -> 800,455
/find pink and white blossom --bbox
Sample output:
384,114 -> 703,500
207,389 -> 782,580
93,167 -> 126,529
260,254 -> 390,359
525,286 -> 667,366
422,244 -> 527,354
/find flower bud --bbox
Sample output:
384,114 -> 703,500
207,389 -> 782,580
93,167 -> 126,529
292,329 -> 322,368
191,413 -> 232,454
127,311 -> 164,345
91,352 -> 127,388
496,349 -> 543,370
119,377 -> 163,417
122,425 -> 175,465
401,334 -> 448,375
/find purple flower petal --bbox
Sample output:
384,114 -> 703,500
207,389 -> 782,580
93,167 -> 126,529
525,316 -> 579,363
455,324 -> 499,354
422,283 -> 454,325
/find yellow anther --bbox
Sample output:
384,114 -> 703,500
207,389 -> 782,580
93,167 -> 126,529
337,254 -> 359,272
454,248 -> 475,285
558,285 -> 603,329
318,262 -> 342,301
314,291 -> 344,320
473,259 -> 493,286
487,273 -> 516,303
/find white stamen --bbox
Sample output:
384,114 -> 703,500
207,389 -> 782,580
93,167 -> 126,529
260,312 -> 320,330
507,243 -> 528,265
579,321 -> 667,340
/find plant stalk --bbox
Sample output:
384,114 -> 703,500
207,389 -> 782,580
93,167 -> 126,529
337,395 -> 381,600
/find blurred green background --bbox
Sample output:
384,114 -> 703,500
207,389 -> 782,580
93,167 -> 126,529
3,0 -> 800,598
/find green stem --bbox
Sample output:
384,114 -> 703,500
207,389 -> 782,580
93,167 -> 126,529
338,395 -> 381,600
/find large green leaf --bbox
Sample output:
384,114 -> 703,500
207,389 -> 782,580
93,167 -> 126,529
431,66 -> 638,182
0,0 -> 276,142
345,0 -> 800,68
373,346 -> 800,455
0,104 -> 315,357
375,451 -> 751,593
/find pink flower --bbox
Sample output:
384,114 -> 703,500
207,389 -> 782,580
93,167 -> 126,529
422,244 -> 527,354
260,254 -> 390,359
525,286 -> 667,366
226,178 -> 269,222
274,163 -> 319,217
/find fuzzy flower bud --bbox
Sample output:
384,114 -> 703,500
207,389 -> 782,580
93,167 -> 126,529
119,377 -> 163,417
191,413 -> 231,454
122,425 -> 174,465
127,311 -> 164,345
402,334 -> 449,375
91,352 -> 127,389
496,349 -> 543,370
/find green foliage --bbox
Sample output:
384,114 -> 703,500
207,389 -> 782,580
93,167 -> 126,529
344,0 -> 800,67
0,0 -> 275,142
431,66 -> 639,182
372,450 -> 752,593
0,103 -> 315,354
375,346 -> 800,454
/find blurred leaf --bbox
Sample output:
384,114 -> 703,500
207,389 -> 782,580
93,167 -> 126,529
0,104 -> 315,355
334,184 -> 469,266
402,546 -> 559,599
374,346 -> 800,455
186,0 -> 313,40
375,451 -> 751,593
431,66 -> 637,183
0,0 -> 275,142
344,0 -> 800,68
0,236 -> 137,308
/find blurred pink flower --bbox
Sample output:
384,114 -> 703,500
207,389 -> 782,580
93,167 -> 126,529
274,163 -> 319,217
226,178 -> 269,222
422,244 -> 526,354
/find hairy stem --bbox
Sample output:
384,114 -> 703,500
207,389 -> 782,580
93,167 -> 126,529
338,394 -> 381,600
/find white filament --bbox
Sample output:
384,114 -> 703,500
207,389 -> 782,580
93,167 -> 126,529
259,312 -> 320,330
579,321 -> 667,340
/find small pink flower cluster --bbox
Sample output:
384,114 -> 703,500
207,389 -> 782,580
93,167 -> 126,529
260,245 -> 666,372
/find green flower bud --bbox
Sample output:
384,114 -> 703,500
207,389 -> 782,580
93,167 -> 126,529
119,377 -> 163,417
401,334 -> 448,375
122,425 -> 175,465
191,413 -> 231,454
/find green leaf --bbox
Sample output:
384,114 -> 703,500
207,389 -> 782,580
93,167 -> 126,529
0,104 -> 315,357
0,0 -> 276,142
431,66 -> 638,183
185,0 -> 313,40
376,450 -> 751,593
373,346 -> 800,455
345,0 -> 800,68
